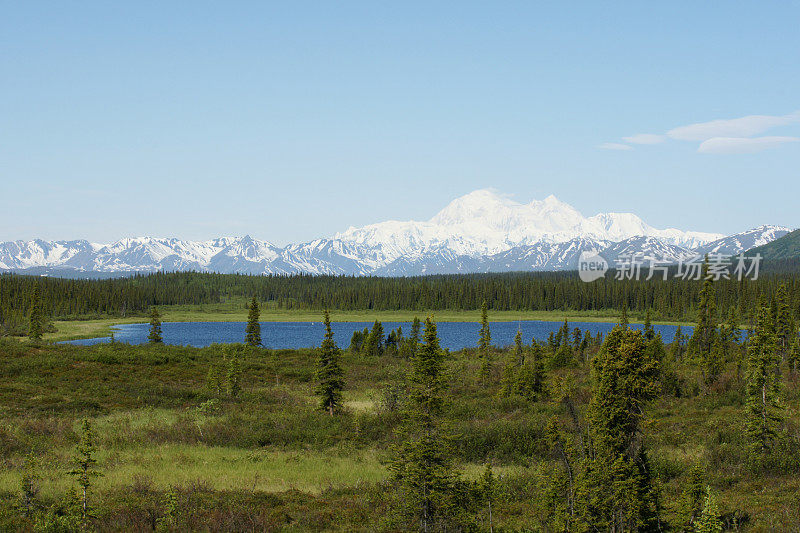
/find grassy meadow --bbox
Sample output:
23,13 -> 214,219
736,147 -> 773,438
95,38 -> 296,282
0,331 -> 799,531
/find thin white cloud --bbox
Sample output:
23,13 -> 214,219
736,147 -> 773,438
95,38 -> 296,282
622,133 -> 665,145
696,136 -> 800,154
598,142 -> 633,151
668,111 -> 800,141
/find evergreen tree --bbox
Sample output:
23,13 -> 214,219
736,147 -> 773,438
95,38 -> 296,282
500,330 -> 524,397
745,304 -> 784,457
19,451 -> 39,517
478,301 -> 492,381
148,307 -> 163,344
28,284 -> 43,341
408,317 -> 422,357
348,329 -> 365,353
678,464 -> 706,530
68,419 -> 102,525
225,346 -> 241,397
245,296 -> 262,346
774,284 -> 793,360
695,488 -> 723,533
620,302 -> 629,328
389,318 -> 461,530
315,310 -> 345,415
671,325 -> 686,362
551,320 -> 574,368
643,309 -> 655,341
787,335 -> 800,375
689,257 -> 718,379
575,326 -> 661,531
362,320 -> 385,357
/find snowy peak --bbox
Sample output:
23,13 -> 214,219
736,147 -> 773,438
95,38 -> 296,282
0,190 -> 791,276
695,225 -> 792,256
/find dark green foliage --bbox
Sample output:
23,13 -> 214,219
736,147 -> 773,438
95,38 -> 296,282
499,330 -> 524,397
245,296 -> 262,346
478,463 -> 495,533
549,319 -> 574,368
745,304 -> 784,458
315,310 -> 345,415
678,464 -> 706,530
68,419 -> 102,524
695,487 -> 723,533
348,328 -> 365,353
689,258 -> 719,383
225,346 -> 242,397
478,300 -> 492,380
576,326 -> 662,531
3,268 -> 800,329
389,318 -> 463,531
148,307 -> 163,344
361,320 -> 384,357
27,284 -> 44,341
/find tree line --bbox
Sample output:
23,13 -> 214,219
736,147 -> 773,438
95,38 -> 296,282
3,268 -> 800,335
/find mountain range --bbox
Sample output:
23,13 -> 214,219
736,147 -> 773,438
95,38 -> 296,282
0,190 -> 792,277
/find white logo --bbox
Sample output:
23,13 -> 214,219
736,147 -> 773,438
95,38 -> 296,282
578,251 -> 608,282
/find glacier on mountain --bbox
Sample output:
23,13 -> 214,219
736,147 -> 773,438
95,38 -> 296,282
0,190 -> 791,276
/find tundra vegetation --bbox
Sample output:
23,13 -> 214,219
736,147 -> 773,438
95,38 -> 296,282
0,272 -> 799,531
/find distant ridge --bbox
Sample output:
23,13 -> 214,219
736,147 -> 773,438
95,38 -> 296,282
0,190 -> 792,277
747,229 -> 800,260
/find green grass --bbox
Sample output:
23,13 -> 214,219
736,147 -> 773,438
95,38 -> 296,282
0,443 -> 389,497
1,336 -> 798,530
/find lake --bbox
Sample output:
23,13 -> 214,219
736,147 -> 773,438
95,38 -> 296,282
66,320 -> 693,350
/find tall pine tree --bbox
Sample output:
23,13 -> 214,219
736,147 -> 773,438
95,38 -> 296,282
148,307 -> 163,344
745,304 -> 784,457
28,284 -> 44,341
315,310 -> 345,415
575,326 -> 662,531
478,300 -> 492,381
389,318 -> 461,531
245,296 -> 262,346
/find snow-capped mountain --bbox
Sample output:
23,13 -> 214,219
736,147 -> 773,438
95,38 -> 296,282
0,190 -> 791,277
694,225 -> 792,257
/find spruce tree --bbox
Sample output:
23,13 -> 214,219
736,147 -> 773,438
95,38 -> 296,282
774,284 -> 794,361
575,326 -> 661,531
689,257 -> 718,379
315,310 -> 345,415
500,329 -> 524,397
643,309 -> 654,341
148,307 -> 163,344
68,419 -> 102,525
678,464 -> 706,530
28,284 -> 43,341
619,302 -> 629,328
389,318 -> 461,530
478,300 -> 492,381
745,304 -> 783,457
362,320 -> 385,357
788,335 -> 800,375
225,346 -> 241,397
695,488 -> 723,533
245,296 -> 262,347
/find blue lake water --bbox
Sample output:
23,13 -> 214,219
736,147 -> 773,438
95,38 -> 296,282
66,321 -> 693,350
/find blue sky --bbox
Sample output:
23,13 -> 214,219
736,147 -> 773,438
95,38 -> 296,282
2,2 -> 799,244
